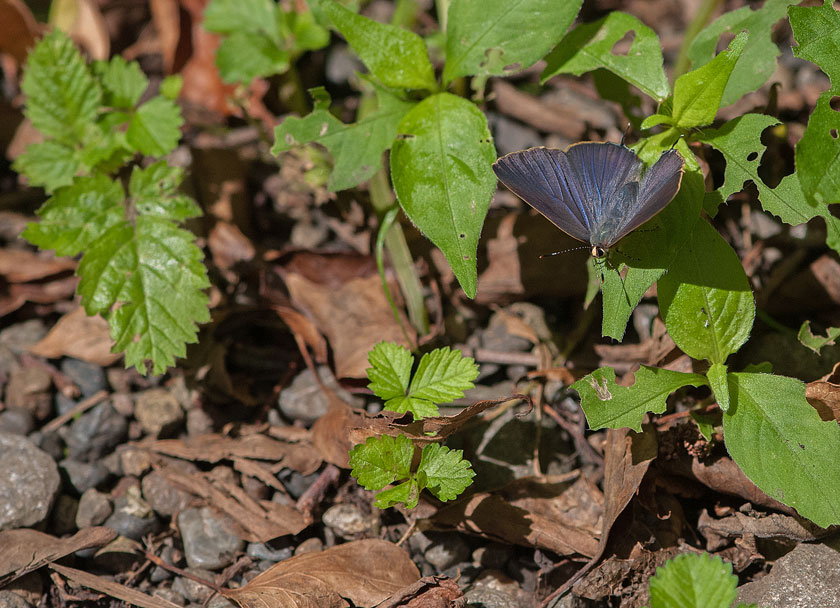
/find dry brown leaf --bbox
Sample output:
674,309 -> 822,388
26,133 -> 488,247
0,527 -> 116,587
312,396 -> 367,468
697,509 -> 827,547
0,249 -> 74,283
0,0 -> 39,64
376,575 -> 462,608
275,305 -> 329,365
493,80 -> 583,137
50,563 -> 180,608
148,0 -> 179,72
432,474 -> 600,557
222,539 -> 420,608
51,0 -> 109,59
208,222 -> 256,271
29,306 -> 120,365
806,375 -> 840,422
475,213 -> 525,303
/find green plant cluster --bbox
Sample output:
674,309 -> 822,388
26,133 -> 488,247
645,552 -> 759,608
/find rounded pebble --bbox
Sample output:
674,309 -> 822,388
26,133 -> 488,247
0,432 -> 60,530
178,507 -> 244,570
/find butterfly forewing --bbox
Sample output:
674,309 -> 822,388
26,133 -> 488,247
492,147 -> 591,243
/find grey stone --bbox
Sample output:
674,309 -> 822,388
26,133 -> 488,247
5,366 -> 51,418
76,488 -> 113,528
151,588 -> 184,606
736,543 -> 840,608
0,432 -> 60,530
60,459 -> 111,494
142,471 -> 194,517
172,568 -> 216,603
186,407 -> 213,436
32,430 -> 63,460
246,540 -> 293,562
150,545 -> 181,583
0,320 -> 46,354
104,488 -> 160,540
424,533 -> 471,571
178,507 -> 244,570
92,536 -> 143,572
66,402 -> 127,461
0,590 -> 33,608
463,570 -> 529,608
294,537 -> 323,555
135,388 -> 184,438
277,366 -> 362,425
277,470 -> 319,499
322,503 -> 379,539
60,358 -> 106,398
206,596 -> 237,608
0,408 -> 33,436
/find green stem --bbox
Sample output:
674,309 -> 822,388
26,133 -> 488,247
436,0 -> 450,33
672,0 -> 725,81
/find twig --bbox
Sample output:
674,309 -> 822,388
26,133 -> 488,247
42,389 -> 109,433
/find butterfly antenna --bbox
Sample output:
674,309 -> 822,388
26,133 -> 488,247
620,122 -> 632,146
669,134 -> 685,151
539,245 -> 591,259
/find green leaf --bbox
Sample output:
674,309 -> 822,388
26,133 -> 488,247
798,320 -> 840,354
707,362 -> 730,413
215,32 -> 290,82
648,553 -> 737,608
160,75 -> 183,100
272,86 -> 415,191
312,0 -> 436,91
374,478 -> 421,509
126,96 -> 184,156
129,162 -> 203,221
13,141 -> 80,192
391,93 -> 496,298
671,31 -> 748,128
288,7 -> 330,52
349,434 -> 414,490
789,0 -> 840,86
409,346 -> 478,403
417,443 -> 474,502
571,366 -> 706,432
724,373 -> 840,527
688,0 -> 789,107
795,89 -> 840,207
366,341 -> 413,401
203,0 -> 279,40
21,30 -> 101,143
658,219 -> 754,364
442,0 -> 581,85
95,55 -> 148,109
542,12 -> 670,102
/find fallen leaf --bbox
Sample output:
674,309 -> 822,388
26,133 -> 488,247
50,563 -> 180,608
29,306 -> 120,365
0,0 -> 40,64
222,539 -> 420,608
376,575 -> 462,608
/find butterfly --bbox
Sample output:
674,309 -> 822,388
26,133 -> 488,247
492,142 -> 685,261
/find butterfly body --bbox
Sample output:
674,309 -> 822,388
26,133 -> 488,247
492,142 -> 685,258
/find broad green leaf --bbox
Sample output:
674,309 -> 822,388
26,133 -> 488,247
203,0 -> 279,40
789,0 -> 840,85
798,321 -> 840,354
126,97 -> 183,156
374,478 -> 421,509
94,55 -> 148,109
658,219 -> 754,364
442,0 -> 581,85
272,86 -> 415,191
542,12 -> 670,102
349,434 -> 414,490
724,373 -> 840,527
648,553 -> 737,608
688,0 -> 789,106
13,141 -> 79,192
671,31 -> 748,128
409,346 -> 478,403
21,30 -> 101,143
214,32 -> 290,82
366,341 -> 413,401
795,90 -> 840,207
417,443 -> 474,502
600,134 -> 703,340
391,93 -> 496,298
571,366 -> 706,432
129,162 -> 203,221
312,0 -> 436,91
707,362 -> 729,412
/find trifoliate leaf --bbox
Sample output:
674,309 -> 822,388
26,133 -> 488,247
349,434 -> 414,490
409,347 -> 478,404
648,553 -> 737,608
126,96 -> 184,156
366,341 -> 412,401
94,55 -> 148,109
417,443 -> 474,502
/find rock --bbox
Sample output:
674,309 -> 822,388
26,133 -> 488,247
76,489 -> 113,528
463,570 -> 530,608
60,358 -> 106,398
322,504 -> 379,539
134,388 -> 184,438
31,430 -> 63,460
0,408 -> 34,435
277,470 -> 320,499
0,432 -> 60,530
736,543 -> 840,608
150,544 -> 182,583
178,507 -> 244,570
93,536 -> 143,572
5,366 -> 52,419
65,402 -> 127,461
172,568 -> 215,604
59,459 -> 111,494
277,366 -> 361,425
424,533 -> 471,571
151,588 -> 184,606
142,471 -> 194,517
294,537 -> 323,556
246,539 -> 293,563
0,590 -> 33,608
0,320 -> 46,354
104,486 -> 160,540
206,596 -> 237,608
186,407 -> 214,436
118,446 -> 153,477
50,494 -> 78,535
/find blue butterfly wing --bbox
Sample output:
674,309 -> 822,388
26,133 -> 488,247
492,147 -> 591,244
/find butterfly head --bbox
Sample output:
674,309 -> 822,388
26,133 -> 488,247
590,245 -> 607,259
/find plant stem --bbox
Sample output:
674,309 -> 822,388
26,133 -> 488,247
435,0 -> 450,33
672,0 -> 725,81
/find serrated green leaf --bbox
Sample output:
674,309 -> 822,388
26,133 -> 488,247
160,75 -> 183,100
366,341 -> 413,401
129,162 -> 203,221
391,93 -> 496,299
789,0 -> 840,86
542,12 -> 670,102
417,443 -> 474,502
272,86 -> 415,191
21,30 -> 101,143
648,553 -> 737,608
658,219 -> 754,364
409,346 -> 478,403
688,0 -> 789,107
671,31 -> 748,128
798,321 -> 840,355
312,0 -> 436,91
288,8 -> 330,52
95,55 -> 148,109
383,396 -> 441,418
349,434 -> 414,490
724,373 -> 840,527
707,362 -> 729,412
203,0 -> 280,40
442,0 -> 581,85
126,96 -> 183,156
22,174 -> 126,256
795,89 -> 840,207
374,479 -> 421,509
215,32 -> 290,82
13,140 -> 80,192
571,366 -> 706,432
